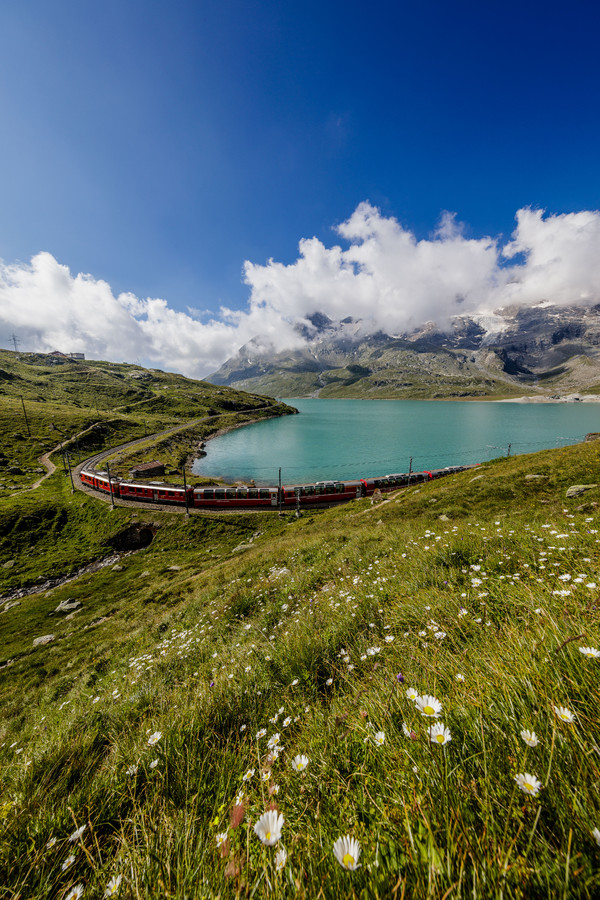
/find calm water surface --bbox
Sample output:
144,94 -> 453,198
192,400 -> 600,485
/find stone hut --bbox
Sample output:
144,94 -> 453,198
129,461 -> 165,478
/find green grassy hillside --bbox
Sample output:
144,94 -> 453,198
1,428 -> 600,897
0,349 -> 294,594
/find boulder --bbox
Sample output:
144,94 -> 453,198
33,634 -> 55,647
566,484 -> 598,498
1,600 -> 20,614
53,599 -> 82,614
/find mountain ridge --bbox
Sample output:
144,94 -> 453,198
208,303 -> 600,399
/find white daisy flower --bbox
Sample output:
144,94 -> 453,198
61,854 -> 76,871
147,731 -> 162,746
333,834 -> 361,870
104,874 -> 122,897
291,754 -> 309,772
372,731 -> 385,746
275,846 -> 287,870
520,729 -> 539,747
65,887 -> 84,900
254,810 -> 284,846
69,825 -> 86,842
242,768 -> 255,782
256,728 -> 267,739
267,733 -> 281,750
406,687 -> 419,702
554,706 -> 575,723
592,827 -> 600,847
416,694 -> 442,718
579,646 -> 600,658
216,831 -> 228,848
514,772 -> 542,796
428,723 -> 451,745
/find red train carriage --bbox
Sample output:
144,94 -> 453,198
118,481 -> 192,505
80,470 -> 119,496
194,485 -> 279,508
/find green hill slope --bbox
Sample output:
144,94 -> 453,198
1,429 -> 600,897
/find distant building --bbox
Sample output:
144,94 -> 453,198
129,461 -> 165,478
48,350 -> 85,360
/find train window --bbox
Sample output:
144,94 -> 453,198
305,486 -> 315,495
248,489 -> 258,499
335,483 -> 345,493
259,489 -> 270,499
226,489 -> 236,499
168,491 -> 175,497
237,489 -> 247,498
315,485 -> 324,495
214,490 -> 226,499
203,490 -> 214,499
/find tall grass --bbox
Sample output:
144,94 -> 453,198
1,443 -> 600,897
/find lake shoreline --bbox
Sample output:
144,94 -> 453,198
493,393 -> 600,403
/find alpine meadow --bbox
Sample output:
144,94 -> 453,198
1,350 -> 600,898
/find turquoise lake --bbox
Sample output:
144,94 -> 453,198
191,399 -> 600,485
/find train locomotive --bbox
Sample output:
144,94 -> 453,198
79,465 -> 469,510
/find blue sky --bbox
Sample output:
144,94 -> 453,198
1,0 -> 600,374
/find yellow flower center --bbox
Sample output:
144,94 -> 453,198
266,831 -> 271,840
343,853 -> 355,867
424,705 -> 435,715
524,782 -> 533,792
436,734 -> 444,743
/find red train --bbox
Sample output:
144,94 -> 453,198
79,466 -> 469,510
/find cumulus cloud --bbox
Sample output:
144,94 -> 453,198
2,204 -> 600,378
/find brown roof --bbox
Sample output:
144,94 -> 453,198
130,461 -> 164,473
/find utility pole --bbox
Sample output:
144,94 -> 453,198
278,467 -> 283,516
64,449 -> 74,493
507,443 -> 511,457
10,332 -> 20,353
407,456 -> 413,486
295,487 -> 301,518
20,395 -> 31,437
106,461 -> 115,508
182,465 -> 190,517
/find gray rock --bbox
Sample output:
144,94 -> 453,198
112,564 -> 123,571
438,514 -> 450,521
139,570 -> 151,577
54,599 -> 82,614
33,634 -> 55,647
167,565 -> 181,571
566,484 -> 598,498
525,474 -> 547,480
2,559 -> 15,568
1,600 -> 20,613
233,544 -> 254,553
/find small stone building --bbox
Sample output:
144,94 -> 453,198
129,461 -> 165,478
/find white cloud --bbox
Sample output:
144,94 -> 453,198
2,204 -> 600,379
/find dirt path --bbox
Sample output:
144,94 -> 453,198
11,420 -> 106,495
